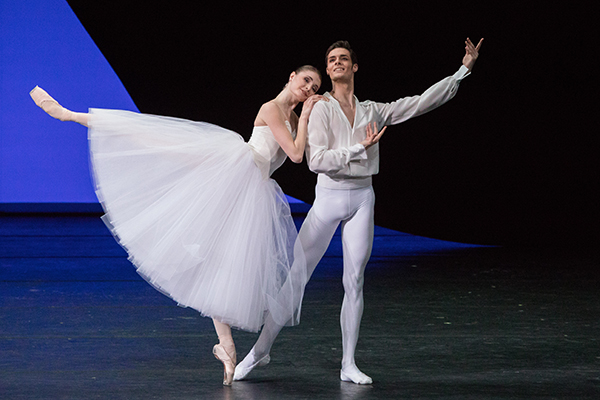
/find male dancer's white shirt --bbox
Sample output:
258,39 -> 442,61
306,65 -> 470,185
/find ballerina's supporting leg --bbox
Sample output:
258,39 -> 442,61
212,318 -> 236,386
30,86 -> 89,127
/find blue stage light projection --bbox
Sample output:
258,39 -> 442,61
0,0 -> 308,213
0,0 -> 138,207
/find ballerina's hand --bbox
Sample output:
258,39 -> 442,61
462,37 -> 484,71
360,122 -> 386,149
300,94 -> 328,120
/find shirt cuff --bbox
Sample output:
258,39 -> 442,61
349,143 -> 367,161
454,65 -> 471,80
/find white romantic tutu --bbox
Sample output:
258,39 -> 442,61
88,109 -> 305,332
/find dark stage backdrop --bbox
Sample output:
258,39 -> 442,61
15,1 -> 600,248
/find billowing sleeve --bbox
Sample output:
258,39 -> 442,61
378,65 -> 470,125
305,101 -> 366,174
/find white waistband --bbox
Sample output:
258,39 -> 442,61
317,174 -> 372,189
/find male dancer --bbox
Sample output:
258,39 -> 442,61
235,37 -> 484,384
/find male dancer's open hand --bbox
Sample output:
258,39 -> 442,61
463,37 -> 484,71
361,122 -> 386,149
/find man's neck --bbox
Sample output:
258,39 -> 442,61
330,80 -> 355,106
330,79 -> 356,127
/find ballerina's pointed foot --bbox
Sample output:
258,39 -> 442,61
340,365 -> 373,385
213,344 -> 236,386
29,86 -> 73,121
232,351 -> 270,381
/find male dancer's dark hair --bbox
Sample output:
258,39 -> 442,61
325,40 -> 358,65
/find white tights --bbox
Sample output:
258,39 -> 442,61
243,184 -> 375,382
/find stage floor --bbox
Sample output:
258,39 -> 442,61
1,214 -> 599,399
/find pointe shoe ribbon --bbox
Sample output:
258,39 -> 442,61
213,344 -> 236,386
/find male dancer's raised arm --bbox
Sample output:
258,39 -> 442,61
376,37 -> 483,126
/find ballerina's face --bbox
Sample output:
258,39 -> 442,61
289,71 -> 321,102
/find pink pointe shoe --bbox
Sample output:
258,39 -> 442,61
213,344 -> 236,386
30,86 -> 73,121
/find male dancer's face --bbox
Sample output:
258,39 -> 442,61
326,48 -> 358,83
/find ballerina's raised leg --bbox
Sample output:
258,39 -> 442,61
30,86 -> 89,126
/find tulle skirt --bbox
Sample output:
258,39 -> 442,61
88,109 -> 306,332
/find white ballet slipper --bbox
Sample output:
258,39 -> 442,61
340,366 -> 373,385
232,350 -> 270,381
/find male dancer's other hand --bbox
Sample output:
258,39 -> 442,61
360,122 -> 386,149
462,37 -> 484,71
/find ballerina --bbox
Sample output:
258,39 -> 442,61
30,65 -> 325,385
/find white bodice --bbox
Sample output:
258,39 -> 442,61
247,120 -> 296,178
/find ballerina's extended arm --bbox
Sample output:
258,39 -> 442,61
257,94 -> 326,163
